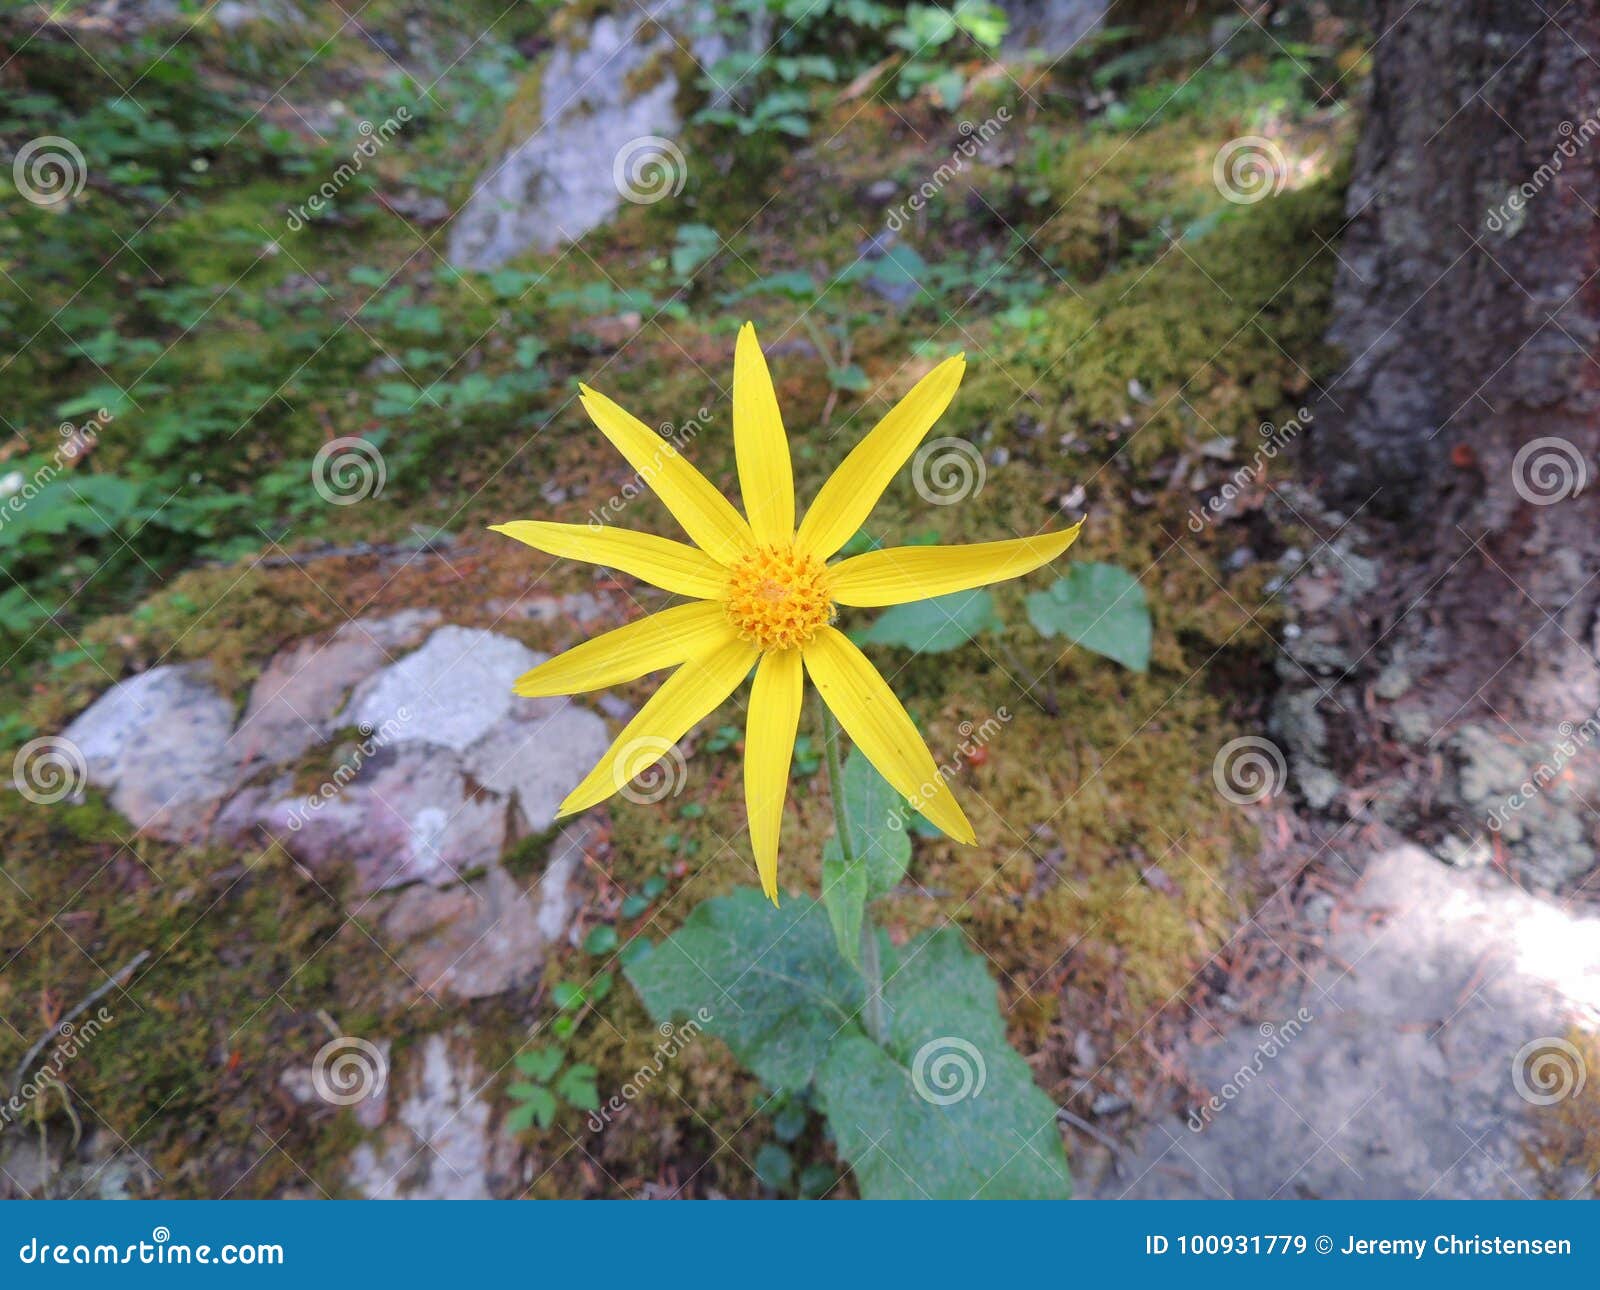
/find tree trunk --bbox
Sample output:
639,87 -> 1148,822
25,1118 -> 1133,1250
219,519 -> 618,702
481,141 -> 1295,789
1294,0 -> 1600,887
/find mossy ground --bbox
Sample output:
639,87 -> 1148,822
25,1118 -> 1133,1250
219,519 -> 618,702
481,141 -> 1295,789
2,7 -> 1367,1195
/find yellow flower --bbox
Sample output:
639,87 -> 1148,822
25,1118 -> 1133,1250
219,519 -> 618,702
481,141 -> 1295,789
491,323 -> 1081,904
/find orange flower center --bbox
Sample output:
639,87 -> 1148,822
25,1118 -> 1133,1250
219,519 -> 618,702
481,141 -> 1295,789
724,545 -> 834,651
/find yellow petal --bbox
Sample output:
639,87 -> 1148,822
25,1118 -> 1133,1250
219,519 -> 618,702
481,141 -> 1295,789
744,648 -> 803,905
796,354 -> 965,560
490,521 -> 731,599
558,635 -> 758,817
802,627 -> 976,844
733,322 -> 796,546
514,602 -> 734,698
829,522 -> 1084,607
578,383 -> 753,563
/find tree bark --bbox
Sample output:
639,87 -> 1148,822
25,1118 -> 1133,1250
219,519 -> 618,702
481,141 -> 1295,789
1296,0 -> 1600,887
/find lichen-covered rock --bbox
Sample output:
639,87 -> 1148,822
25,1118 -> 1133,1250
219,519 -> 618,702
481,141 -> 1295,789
216,624 -> 610,898
448,1 -> 741,269
378,821 -> 595,1000
1107,845 -> 1600,1199
236,610 -> 439,771
1001,0 -> 1106,56
349,624 -> 540,752
345,1033 -> 515,1199
63,663 -> 239,841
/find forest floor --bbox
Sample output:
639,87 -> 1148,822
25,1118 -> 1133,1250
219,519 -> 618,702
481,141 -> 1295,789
3,1 -> 1594,1199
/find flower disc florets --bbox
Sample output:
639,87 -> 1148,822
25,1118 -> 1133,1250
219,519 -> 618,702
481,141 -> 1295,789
724,545 -> 834,650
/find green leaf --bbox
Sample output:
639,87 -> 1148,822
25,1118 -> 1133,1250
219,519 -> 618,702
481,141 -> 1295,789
753,1143 -> 794,1191
556,1064 -> 600,1111
505,1081 -> 546,1101
815,930 -> 1073,1199
625,890 -> 863,1090
550,980 -> 585,1010
829,752 -> 912,895
670,222 -> 721,278
771,1100 -> 808,1143
1025,563 -> 1151,672
583,925 -> 619,955
855,589 -> 1002,654
820,842 -> 867,969
506,1080 -> 558,1130
626,890 -> 1072,1199
513,1047 -> 563,1082
503,1102 -> 539,1134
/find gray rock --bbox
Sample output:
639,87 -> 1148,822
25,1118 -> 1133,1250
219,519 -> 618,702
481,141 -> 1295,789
218,626 -> 608,895
1104,845 -> 1600,1199
235,610 -> 439,771
379,822 -> 593,1001
448,2 -> 740,269
345,1033 -> 514,1199
463,698 -> 611,833
351,625 -> 540,753
63,664 -> 238,841
254,745 -> 510,892
1001,0 -> 1106,58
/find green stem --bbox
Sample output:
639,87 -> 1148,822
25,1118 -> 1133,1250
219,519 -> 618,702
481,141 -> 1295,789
820,703 -> 887,1045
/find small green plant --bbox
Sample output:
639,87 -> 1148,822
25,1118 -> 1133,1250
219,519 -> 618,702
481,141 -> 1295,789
505,1047 -> 600,1132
